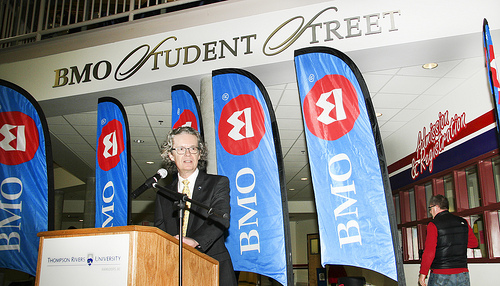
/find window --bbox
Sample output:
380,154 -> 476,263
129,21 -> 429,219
394,194 -> 401,224
489,210 -> 500,258
424,182 -> 433,218
409,189 -> 416,221
394,152 -> 500,263
405,227 -> 419,261
466,166 -> 481,208
310,238 -> 319,255
398,229 -> 403,256
467,215 -> 486,258
443,175 -> 456,212
492,157 -> 500,202
411,227 -> 419,260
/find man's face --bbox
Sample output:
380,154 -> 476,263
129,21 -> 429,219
169,133 -> 200,177
429,205 -> 437,218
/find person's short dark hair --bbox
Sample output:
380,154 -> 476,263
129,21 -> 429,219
429,194 -> 449,210
160,126 -> 207,173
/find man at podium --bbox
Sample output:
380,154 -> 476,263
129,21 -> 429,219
155,127 -> 238,286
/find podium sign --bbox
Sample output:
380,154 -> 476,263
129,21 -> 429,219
35,226 -> 218,286
38,234 -> 129,285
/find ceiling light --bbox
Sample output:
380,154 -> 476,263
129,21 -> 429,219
300,177 -> 308,181
376,112 -> 383,117
422,62 -> 438,69
134,139 -> 144,143
288,188 -> 295,191
146,161 -> 155,165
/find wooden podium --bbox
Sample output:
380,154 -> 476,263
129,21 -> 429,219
35,226 -> 219,286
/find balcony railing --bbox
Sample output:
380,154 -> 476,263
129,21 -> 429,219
0,0 -> 217,48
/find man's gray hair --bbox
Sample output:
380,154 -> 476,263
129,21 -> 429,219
429,194 -> 449,210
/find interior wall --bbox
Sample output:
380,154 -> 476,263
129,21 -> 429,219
290,218 -> 400,286
292,219 -> 319,285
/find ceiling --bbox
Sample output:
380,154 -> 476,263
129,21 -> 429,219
45,51 -> 488,225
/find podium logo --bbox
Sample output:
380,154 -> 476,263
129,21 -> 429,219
87,254 -> 94,266
173,109 -> 198,131
303,74 -> 360,141
97,119 -> 125,171
218,94 -> 265,155
0,111 -> 39,165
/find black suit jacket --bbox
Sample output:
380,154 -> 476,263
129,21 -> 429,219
154,171 -> 237,286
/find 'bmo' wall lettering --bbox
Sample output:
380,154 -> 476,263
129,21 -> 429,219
52,6 -> 400,88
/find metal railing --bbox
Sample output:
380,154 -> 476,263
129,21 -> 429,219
0,0 -> 211,48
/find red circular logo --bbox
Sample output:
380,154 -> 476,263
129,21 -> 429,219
0,111 -> 39,165
303,74 -> 360,141
97,119 -> 125,171
173,110 -> 198,130
218,94 -> 265,155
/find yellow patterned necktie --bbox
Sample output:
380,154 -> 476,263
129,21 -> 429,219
181,179 -> 191,237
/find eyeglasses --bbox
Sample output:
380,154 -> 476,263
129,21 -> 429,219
172,146 -> 199,155
428,205 -> 436,211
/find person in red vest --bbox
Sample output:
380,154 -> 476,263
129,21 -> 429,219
418,195 -> 478,286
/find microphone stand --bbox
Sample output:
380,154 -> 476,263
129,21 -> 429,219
152,183 -> 228,286
178,195 -> 186,286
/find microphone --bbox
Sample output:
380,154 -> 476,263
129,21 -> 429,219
131,168 -> 168,199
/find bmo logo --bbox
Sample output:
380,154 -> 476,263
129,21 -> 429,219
97,119 -> 125,171
303,74 -> 360,141
173,109 -> 198,130
0,111 -> 39,165
486,44 -> 500,101
218,94 -> 265,155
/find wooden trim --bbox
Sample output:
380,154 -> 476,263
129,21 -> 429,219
415,185 -> 427,220
478,160 -> 497,206
454,170 -> 469,212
